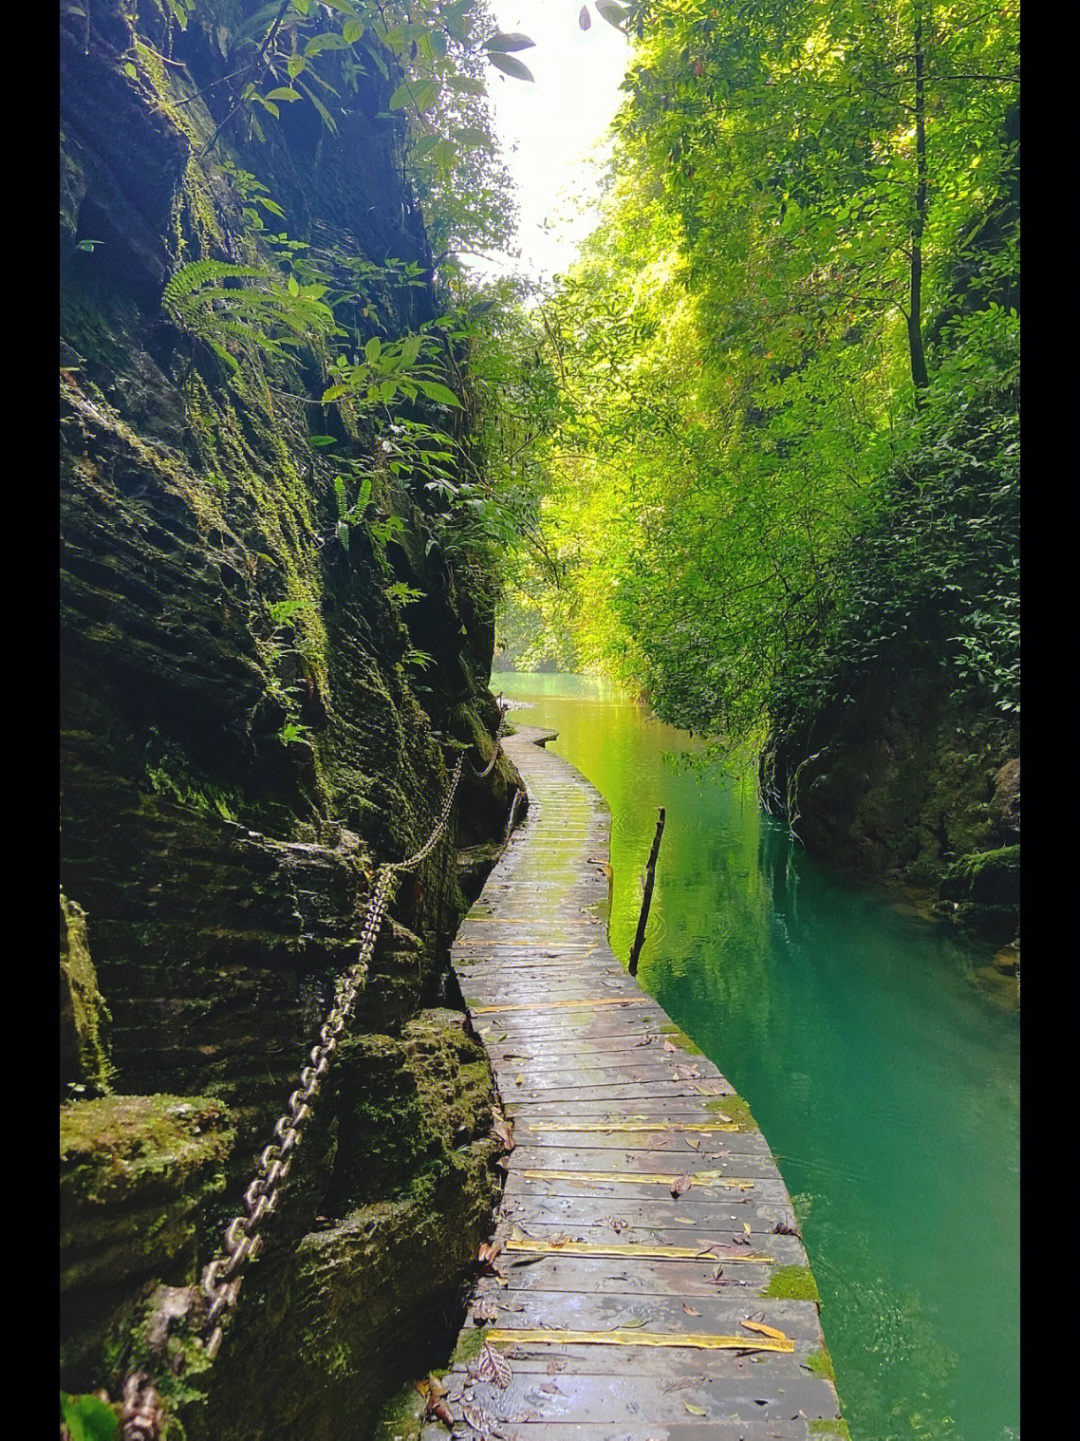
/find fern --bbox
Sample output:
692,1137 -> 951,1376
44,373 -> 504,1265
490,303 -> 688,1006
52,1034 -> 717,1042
162,258 -> 338,377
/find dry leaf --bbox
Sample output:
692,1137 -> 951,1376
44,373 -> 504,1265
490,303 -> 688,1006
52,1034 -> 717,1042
548,1232 -> 574,1247
473,1297 -> 500,1322
635,1034 -> 654,1047
773,1220 -> 800,1236
493,1117 -> 516,1152
682,1303 -> 701,1316
670,1172 -> 693,1198
740,1319 -> 789,1341
461,1397 -> 502,1436
606,1216 -> 628,1234
480,1341 -> 513,1388
684,1401 -> 707,1416
743,1223 -> 751,1235
539,1379 -> 561,1394
684,1135 -> 702,1150
663,1040 -> 678,1053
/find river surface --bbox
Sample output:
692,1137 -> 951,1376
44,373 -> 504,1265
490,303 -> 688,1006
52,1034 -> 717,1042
496,672 -> 1020,1441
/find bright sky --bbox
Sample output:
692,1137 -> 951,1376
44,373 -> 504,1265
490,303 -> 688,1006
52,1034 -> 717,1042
467,2 -> 632,287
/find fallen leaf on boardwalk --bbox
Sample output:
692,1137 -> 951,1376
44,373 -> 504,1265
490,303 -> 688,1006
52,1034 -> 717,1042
683,1135 -> 702,1150
461,1397 -> 503,1437
670,1173 -> 693,1198
663,1040 -> 678,1053
547,1232 -> 575,1247
661,1374 -> 707,1393
684,1401 -> 707,1416
711,1265 -> 725,1281
605,1216 -> 628,1234
480,1341 -> 512,1388
741,1319 -> 790,1341
743,1223 -> 752,1235
621,1315 -> 648,1327
682,1303 -> 701,1315
732,1232 -> 751,1246
538,1380 -> 561,1394
473,1297 -> 500,1322
496,1156 -> 511,1172
493,1118 -> 515,1152
514,1074 -> 524,1086
545,1358 -> 565,1374
478,1241 -> 504,1274
773,1220 -> 801,1236
635,1035 -> 654,1047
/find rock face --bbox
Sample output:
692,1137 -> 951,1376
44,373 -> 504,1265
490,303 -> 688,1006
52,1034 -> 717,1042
762,656 -> 1019,937
60,4 -> 519,1432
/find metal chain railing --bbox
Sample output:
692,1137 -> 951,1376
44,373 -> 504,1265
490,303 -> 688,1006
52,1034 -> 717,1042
115,704 -> 511,1438
469,693 -> 506,779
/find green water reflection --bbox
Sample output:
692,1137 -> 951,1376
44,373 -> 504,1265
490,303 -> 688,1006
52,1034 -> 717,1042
497,672 -> 1020,1441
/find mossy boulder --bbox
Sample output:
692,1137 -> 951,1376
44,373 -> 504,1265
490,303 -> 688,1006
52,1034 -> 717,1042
59,1093 -> 234,1387
938,844 -> 1019,937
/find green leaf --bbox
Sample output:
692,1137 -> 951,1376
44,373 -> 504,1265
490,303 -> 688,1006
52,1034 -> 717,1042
321,384 -> 350,403
596,0 -> 629,28
411,78 -> 441,112
59,1392 -> 120,1441
453,126 -> 493,151
486,51 -> 534,82
430,138 -> 457,168
357,477 -> 372,512
124,61 -> 137,78
286,54 -> 306,79
334,475 -> 348,516
389,83 -> 411,110
265,87 -> 301,102
412,134 -> 439,160
416,380 -> 461,407
342,18 -> 364,44
309,435 -> 338,447
288,275 -> 300,297
75,239 -> 104,252
304,32 -> 352,58
483,32 -> 535,53
361,40 -> 389,80
364,337 -> 383,362
336,519 -> 350,550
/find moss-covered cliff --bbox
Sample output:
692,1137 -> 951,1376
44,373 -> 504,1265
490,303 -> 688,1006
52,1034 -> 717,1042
60,3 -> 519,1434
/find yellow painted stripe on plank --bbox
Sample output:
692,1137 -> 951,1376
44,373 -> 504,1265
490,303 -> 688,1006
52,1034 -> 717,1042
527,1121 -> 740,1134
519,1168 -> 756,1191
472,996 -> 650,1014
484,1327 -> 792,1353
505,1236 -> 773,1263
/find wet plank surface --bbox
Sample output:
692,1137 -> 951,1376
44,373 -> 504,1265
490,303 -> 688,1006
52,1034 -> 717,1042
446,726 -> 843,1439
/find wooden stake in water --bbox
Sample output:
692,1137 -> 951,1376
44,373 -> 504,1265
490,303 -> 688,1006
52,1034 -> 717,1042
628,807 -> 665,976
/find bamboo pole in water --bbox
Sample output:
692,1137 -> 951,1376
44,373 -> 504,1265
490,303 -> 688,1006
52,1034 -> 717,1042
628,807 -> 665,976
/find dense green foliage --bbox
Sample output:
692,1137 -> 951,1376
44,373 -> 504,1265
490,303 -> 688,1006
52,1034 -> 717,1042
497,0 -> 1018,757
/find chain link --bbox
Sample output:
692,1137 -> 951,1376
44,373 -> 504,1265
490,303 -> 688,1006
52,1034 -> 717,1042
109,716 -> 508,1424
469,695 -> 507,779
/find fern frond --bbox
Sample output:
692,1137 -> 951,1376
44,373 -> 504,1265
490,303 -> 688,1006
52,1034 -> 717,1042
162,261 -> 271,311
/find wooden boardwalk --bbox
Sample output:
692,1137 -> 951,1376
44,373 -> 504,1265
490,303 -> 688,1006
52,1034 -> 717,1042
442,725 -> 846,1440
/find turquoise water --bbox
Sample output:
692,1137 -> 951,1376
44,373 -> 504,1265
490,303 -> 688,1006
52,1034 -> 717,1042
496,672 -> 1020,1441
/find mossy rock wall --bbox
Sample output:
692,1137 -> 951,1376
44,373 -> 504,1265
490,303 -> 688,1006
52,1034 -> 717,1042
763,652 -> 1019,934
60,4 -> 519,1431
